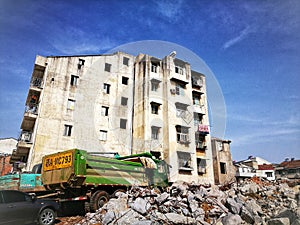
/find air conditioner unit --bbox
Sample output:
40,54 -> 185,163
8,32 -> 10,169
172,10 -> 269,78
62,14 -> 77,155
170,89 -> 176,94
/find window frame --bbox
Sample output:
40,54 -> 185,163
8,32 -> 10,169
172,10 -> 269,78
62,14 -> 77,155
70,75 -> 79,86
177,151 -> 192,170
64,125 -> 72,136
220,162 -> 227,174
151,126 -> 160,140
104,63 -> 112,72
101,106 -> 109,116
67,99 -> 75,110
120,118 -> 127,129
123,57 -> 129,66
121,97 -> 128,106
103,83 -> 111,94
100,130 -> 107,141
151,81 -> 159,92
122,76 -> 129,85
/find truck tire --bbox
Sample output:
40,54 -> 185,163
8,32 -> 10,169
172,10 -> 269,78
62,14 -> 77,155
90,191 -> 109,212
38,208 -> 56,225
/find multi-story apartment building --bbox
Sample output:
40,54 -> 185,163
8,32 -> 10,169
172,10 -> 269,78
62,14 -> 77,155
10,51 -> 214,184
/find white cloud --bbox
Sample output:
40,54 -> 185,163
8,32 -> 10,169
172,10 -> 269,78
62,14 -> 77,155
222,26 -> 254,49
155,0 -> 184,22
231,127 -> 300,147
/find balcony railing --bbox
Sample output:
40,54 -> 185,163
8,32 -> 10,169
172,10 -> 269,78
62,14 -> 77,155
177,133 -> 190,144
192,77 -> 203,87
19,131 -> 33,143
25,103 -> 39,115
196,141 -> 207,149
30,77 -> 43,89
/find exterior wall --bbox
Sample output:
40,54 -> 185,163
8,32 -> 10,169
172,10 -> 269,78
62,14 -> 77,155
211,138 -> 236,185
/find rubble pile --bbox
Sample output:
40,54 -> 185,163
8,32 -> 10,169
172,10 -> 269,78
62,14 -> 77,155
76,180 -> 300,225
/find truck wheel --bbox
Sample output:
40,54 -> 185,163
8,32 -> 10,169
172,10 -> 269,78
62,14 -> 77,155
90,191 -> 109,212
38,208 -> 56,225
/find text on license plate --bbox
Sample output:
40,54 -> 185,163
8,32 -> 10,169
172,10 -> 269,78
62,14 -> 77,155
43,152 -> 73,171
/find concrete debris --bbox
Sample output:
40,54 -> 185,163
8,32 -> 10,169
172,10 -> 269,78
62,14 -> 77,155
75,179 -> 300,225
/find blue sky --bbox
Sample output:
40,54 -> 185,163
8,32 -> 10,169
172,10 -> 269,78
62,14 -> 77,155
0,0 -> 299,163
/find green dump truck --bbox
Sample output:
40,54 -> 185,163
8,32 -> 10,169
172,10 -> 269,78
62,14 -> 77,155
42,149 -> 169,211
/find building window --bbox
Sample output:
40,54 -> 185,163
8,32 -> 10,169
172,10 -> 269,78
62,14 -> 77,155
70,75 -> 79,86
100,130 -> 107,141
217,142 -> 223,151
197,158 -> 206,174
151,102 -> 160,114
266,172 -> 273,177
220,162 -> 226,174
151,126 -> 160,140
177,152 -> 192,170
105,63 -> 111,72
101,106 -> 109,116
67,99 -> 75,110
195,133 -> 206,149
121,97 -> 128,106
122,76 -> 129,85
78,59 -> 85,69
176,103 -> 188,118
64,125 -> 72,136
123,57 -> 129,66
194,113 -> 203,126
175,83 -> 185,96
176,126 -> 189,144
192,93 -> 201,105
151,81 -> 159,91
103,83 -> 110,94
175,65 -> 184,75
120,119 -> 127,129
151,62 -> 158,73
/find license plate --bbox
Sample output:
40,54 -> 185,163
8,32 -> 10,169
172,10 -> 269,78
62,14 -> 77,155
43,151 -> 73,171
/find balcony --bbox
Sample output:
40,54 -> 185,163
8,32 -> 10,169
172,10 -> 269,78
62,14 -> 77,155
19,131 -> 33,142
30,77 -> 43,91
25,103 -> 39,115
193,104 -> 205,114
21,103 -> 38,130
177,133 -> 190,144
196,141 -> 207,150
192,77 -> 203,88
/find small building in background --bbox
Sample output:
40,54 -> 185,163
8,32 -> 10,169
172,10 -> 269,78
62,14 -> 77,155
234,156 -> 275,181
0,138 -> 17,176
275,158 -> 300,180
211,137 -> 236,185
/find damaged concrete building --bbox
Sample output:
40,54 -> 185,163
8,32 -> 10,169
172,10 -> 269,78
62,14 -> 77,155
211,137 -> 236,185
10,51 -> 213,184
